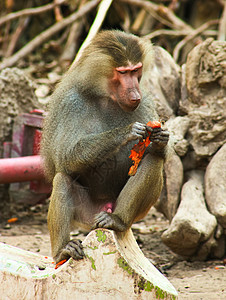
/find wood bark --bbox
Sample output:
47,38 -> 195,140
0,229 -> 178,299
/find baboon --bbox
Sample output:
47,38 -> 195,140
41,30 -> 169,263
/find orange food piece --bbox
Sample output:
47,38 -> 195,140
55,259 -> 67,269
128,121 -> 161,176
7,217 -> 18,223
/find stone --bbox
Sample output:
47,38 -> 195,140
161,171 -> 217,259
180,39 -> 226,158
205,143 -> 226,228
166,116 -> 190,157
145,46 -> 181,120
155,153 -> 183,221
186,38 -> 226,104
0,67 -> 40,158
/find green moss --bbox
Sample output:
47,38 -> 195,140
138,278 -> 177,299
138,278 -> 154,292
16,266 -> 22,272
144,281 -> 154,292
86,255 -> 96,270
41,274 -> 50,278
103,251 -> 116,255
117,258 -> 133,275
155,286 -> 170,299
96,230 -> 107,243
87,245 -> 98,250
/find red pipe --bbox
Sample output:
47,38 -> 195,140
0,155 -> 45,184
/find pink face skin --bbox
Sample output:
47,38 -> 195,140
109,62 -> 143,112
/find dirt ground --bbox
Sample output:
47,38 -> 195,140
0,202 -> 225,300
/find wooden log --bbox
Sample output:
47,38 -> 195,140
0,229 -> 178,299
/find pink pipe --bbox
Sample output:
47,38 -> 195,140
0,155 -> 45,184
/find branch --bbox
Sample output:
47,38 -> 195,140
60,0 -> 88,64
5,17 -> 30,57
131,9 -> 147,32
0,0 -> 101,70
73,0 -> 113,64
0,0 -> 67,27
144,29 -> 218,39
173,19 -> 219,62
118,0 -> 193,31
54,0 -> 64,22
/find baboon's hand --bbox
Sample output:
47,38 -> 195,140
147,127 -> 169,150
128,122 -> 149,142
55,239 -> 85,263
93,211 -> 127,232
